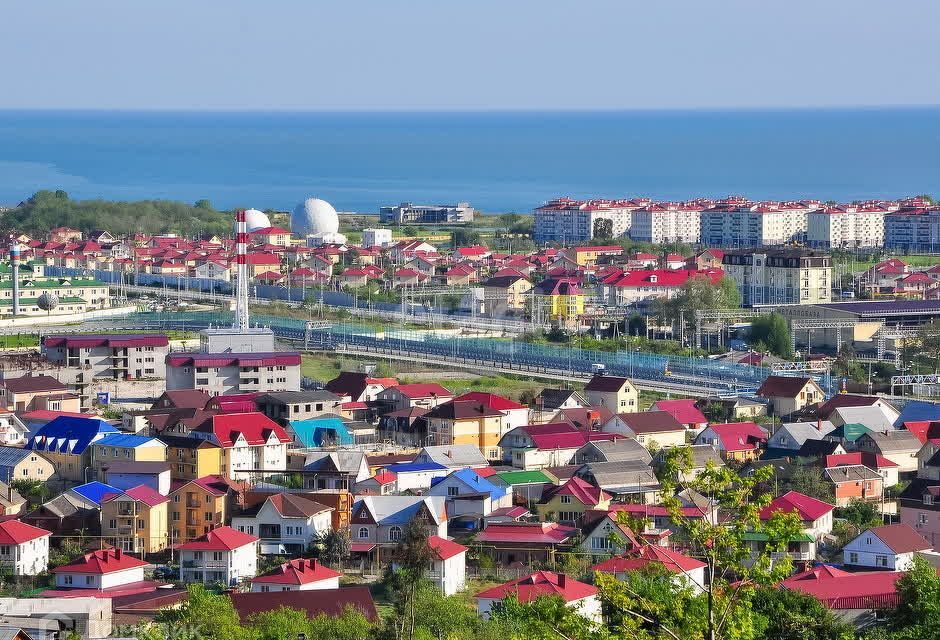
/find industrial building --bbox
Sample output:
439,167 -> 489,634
380,202 -> 474,225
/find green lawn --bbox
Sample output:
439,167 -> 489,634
0,334 -> 39,348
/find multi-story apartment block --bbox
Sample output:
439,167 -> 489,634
42,334 -> 169,381
165,351 -> 301,396
189,412 -> 291,479
806,204 -> 890,249
629,202 -> 703,244
533,197 -> 648,244
885,207 -> 940,251
701,200 -> 820,247
380,202 -> 474,224
169,475 -> 234,544
722,249 -> 832,306
0,274 -> 111,319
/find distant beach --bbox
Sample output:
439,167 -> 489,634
0,108 -> 938,212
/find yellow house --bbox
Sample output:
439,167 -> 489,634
100,485 -> 170,555
535,476 -> 611,525
90,434 -> 167,478
482,273 -> 532,317
534,277 -> 585,320
567,246 -> 623,267
160,435 -> 224,481
584,375 -> 639,414
168,476 -> 232,544
757,375 -> 825,417
422,400 -> 508,459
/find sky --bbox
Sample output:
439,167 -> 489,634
4,0 -> 940,111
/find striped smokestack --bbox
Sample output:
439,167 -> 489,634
235,209 -> 250,331
10,240 -> 20,317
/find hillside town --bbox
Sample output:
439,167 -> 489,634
0,196 -> 937,639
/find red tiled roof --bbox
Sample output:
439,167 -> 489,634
177,525 -> 258,551
757,375 -> 815,398
53,548 -> 148,574
541,476 -> 609,507
44,334 -> 169,349
453,392 -> 525,411
428,535 -> 467,560
392,383 -> 453,399
865,524 -> 931,554
475,522 -> 577,544
0,519 -> 51,544
825,452 -> 898,469
194,412 -> 291,447
475,571 -> 597,603
615,411 -> 686,434
760,491 -> 834,522
103,485 -> 169,507
609,269 -> 723,289
370,471 -> 397,485
592,545 -> 705,574
230,587 -> 378,623
781,566 -> 905,610
0,374 -> 67,393
651,399 -> 707,426
702,422 -> 768,451
251,558 -> 341,585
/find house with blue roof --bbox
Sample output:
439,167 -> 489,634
69,481 -> 122,506
895,400 -> 940,428
428,468 -> 513,527
288,416 -> 354,448
383,462 -> 449,492
90,433 -> 167,478
25,416 -> 119,482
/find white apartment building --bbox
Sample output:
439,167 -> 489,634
533,197 -> 648,244
629,202 -> 702,244
701,201 -> 820,247
885,208 -> 940,251
362,228 -> 393,248
0,520 -> 50,576
722,249 -> 832,306
178,525 -> 259,586
42,334 -> 170,381
807,205 -> 889,249
165,351 -> 302,395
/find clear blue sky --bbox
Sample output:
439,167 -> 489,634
4,0 -> 939,111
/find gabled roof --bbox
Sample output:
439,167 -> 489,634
825,452 -> 898,469
416,445 -> 489,468
265,493 -> 332,519
475,522 -> 577,544
451,392 -> 525,411
475,571 -> 596,603
781,566 -> 905,610
541,476 -> 609,507
422,400 -> 503,421
177,525 -> 258,551
230,587 -> 378,623
592,545 -> 706,575
0,374 -> 67,393
102,484 -> 169,507
699,422 -> 768,451
651,399 -> 707,425
95,433 -> 165,449
536,388 -> 587,410
428,535 -> 467,560
759,491 -> 834,521
0,519 -> 50,544
861,429 -> 922,452
52,548 -> 147,574
825,464 -> 881,483
440,468 -> 508,501
585,375 -> 633,393
27,416 -> 119,455
193,412 -> 291,447
70,481 -> 122,505
251,558 -> 341,586
615,411 -> 685,434
757,375 -> 817,398
388,383 -> 452,400
353,496 -> 447,526
860,524 -> 931,554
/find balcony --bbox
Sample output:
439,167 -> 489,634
770,551 -> 811,561
186,498 -> 201,508
183,559 -> 227,569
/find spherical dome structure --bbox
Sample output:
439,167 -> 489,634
291,198 -> 339,237
37,292 -> 59,312
244,208 -> 271,232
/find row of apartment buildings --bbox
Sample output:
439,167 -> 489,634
533,196 -> 936,250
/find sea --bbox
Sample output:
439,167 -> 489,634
0,108 -> 938,213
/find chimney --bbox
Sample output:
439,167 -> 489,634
114,548 -> 122,559
558,573 -> 567,588
817,418 -> 822,431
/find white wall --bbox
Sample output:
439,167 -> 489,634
433,552 -> 466,596
56,566 -> 145,590
844,533 -> 914,570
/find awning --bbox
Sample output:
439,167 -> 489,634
350,543 -> 377,553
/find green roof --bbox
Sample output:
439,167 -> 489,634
0,278 -> 106,290
831,423 -> 872,442
496,470 -> 552,485
0,296 -> 87,306
741,531 -> 814,543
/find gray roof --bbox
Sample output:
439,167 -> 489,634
259,390 -> 342,405
772,421 -> 837,449
685,444 -> 725,469
833,406 -> 897,432
37,492 -> 94,518
304,450 -> 367,474
0,482 -> 23,509
826,464 -> 882,483
0,446 -> 34,469
863,430 -> 922,453
354,495 -> 447,526
576,460 -> 658,491
536,389 -> 586,411
415,445 -> 488,468
574,438 -> 652,464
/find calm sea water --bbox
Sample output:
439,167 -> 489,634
0,108 -> 938,212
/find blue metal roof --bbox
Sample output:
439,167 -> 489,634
385,462 -> 448,474
451,468 -> 511,501
71,481 -> 121,505
895,400 -> 940,428
290,417 -> 353,448
25,416 -> 118,455
95,433 -> 162,448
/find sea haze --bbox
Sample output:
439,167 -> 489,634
0,108 -> 938,212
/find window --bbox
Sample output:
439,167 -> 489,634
138,519 -> 145,530
85,576 -> 94,585
204,512 -> 212,522
918,513 -> 928,525
591,536 -> 613,550
876,555 -> 888,567
63,575 -> 73,585
848,552 -> 858,564
389,526 -> 403,542
260,585 -> 270,592
109,519 -> 116,529
926,494 -> 935,506
173,512 -> 180,521
358,527 -> 369,539
447,486 -> 459,497
560,495 -> 572,504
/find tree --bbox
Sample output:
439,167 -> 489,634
157,584 -> 253,640
452,228 -> 483,248
915,319 -> 940,373
318,529 -> 352,568
652,275 -> 742,335
786,465 -> 834,502
593,218 -> 614,240
385,517 -> 436,640
10,478 -> 50,508
490,594 -> 609,640
868,556 -> 940,639
747,586 -> 854,640
749,314 -> 792,358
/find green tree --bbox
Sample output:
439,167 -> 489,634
749,314 -> 793,358
452,228 -> 483,248
318,529 -> 352,568
786,465 -> 834,502
747,586 -> 854,640
593,218 -> 614,240
652,275 -> 742,335
866,556 -> 940,639
385,517 -> 436,640
915,319 -> 940,373
10,478 -> 50,508
491,594 -> 609,640
157,584 -> 253,640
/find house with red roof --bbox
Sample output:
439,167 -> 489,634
354,470 -> 398,495
598,268 -> 723,305
243,252 -> 282,277
325,371 -> 399,403
694,422 -> 768,462
392,268 -> 429,287
780,565 -> 907,627
843,523 -> 932,571
177,525 -> 258,586
0,519 -> 51,575
497,423 -> 619,470
189,412 -> 291,479
249,226 -> 292,247
650,399 -> 708,433
475,571 -> 601,622
593,545 -> 707,592
428,535 -> 468,595
760,490 -> 835,538
250,557 -> 341,592
444,262 -> 478,286
825,452 -> 900,488
757,375 -> 826,418
51,548 -> 149,592
100,485 -> 170,554
579,512 -> 640,557
475,522 -> 579,564
584,374 -> 638,415
231,492 -> 333,555
535,476 -> 611,525
604,411 -> 687,448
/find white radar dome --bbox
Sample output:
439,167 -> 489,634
292,198 -> 339,237
244,208 -> 271,232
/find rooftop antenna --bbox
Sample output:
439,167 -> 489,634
235,209 -> 250,332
